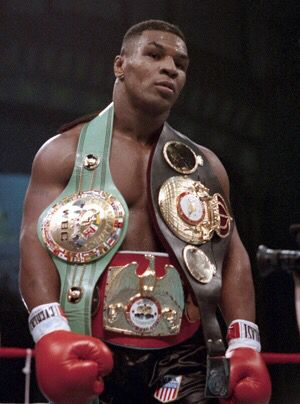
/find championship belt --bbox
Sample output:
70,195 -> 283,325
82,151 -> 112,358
149,124 -> 233,398
37,103 -> 129,338
103,253 -> 184,336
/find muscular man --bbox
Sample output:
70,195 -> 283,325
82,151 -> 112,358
19,20 -> 271,404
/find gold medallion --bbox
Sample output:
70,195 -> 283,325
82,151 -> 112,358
42,190 -> 125,263
83,154 -> 100,170
183,245 -> 216,283
158,176 -> 232,244
67,286 -> 83,303
163,141 -> 203,174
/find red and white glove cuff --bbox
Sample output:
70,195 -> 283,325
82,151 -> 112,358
226,319 -> 261,357
29,302 -> 71,343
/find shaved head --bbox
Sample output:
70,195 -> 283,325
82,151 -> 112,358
121,20 -> 186,54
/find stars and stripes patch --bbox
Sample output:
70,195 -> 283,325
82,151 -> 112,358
154,375 -> 182,403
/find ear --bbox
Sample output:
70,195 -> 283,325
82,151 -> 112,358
114,55 -> 125,79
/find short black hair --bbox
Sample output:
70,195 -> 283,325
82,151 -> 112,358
121,19 -> 186,51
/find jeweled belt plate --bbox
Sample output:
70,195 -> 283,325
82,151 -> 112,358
103,254 -> 184,336
158,176 -> 232,245
42,190 -> 126,263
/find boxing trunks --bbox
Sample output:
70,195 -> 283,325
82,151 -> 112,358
99,330 -> 218,404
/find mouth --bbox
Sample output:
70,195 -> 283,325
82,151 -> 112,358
155,81 -> 176,94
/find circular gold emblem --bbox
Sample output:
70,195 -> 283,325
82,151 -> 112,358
83,154 -> 100,170
67,286 -> 83,303
158,177 -> 232,244
183,245 -> 216,284
42,190 -> 125,263
163,141 -> 203,174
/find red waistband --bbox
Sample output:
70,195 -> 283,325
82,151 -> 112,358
92,251 -> 200,349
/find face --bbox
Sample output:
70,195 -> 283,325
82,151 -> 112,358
115,30 -> 189,114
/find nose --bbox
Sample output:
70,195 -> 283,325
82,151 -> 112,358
160,56 -> 178,78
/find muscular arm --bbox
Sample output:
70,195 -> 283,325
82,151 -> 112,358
201,147 -> 255,324
19,125 -> 115,404
19,129 -> 80,311
220,226 -> 255,323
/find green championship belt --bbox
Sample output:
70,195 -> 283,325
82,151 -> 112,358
38,103 -> 129,337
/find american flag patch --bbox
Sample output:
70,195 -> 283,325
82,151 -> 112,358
154,375 -> 182,403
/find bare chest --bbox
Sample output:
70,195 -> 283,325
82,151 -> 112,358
109,135 -> 161,251
109,136 -> 151,208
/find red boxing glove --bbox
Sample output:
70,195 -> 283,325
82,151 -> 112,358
220,348 -> 271,404
28,303 -> 113,404
35,330 -> 113,404
220,320 -> 271,404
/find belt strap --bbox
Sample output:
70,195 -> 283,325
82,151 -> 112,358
38,103 -> 129,336
149,123 -> 233,397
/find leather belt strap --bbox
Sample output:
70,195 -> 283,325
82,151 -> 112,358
149,123 -> 233,356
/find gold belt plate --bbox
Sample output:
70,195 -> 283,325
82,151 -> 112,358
103,255 -> 184,336
158,176 -> 232,245
41,190 -> 126,263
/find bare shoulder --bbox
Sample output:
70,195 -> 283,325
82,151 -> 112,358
197,144 -> 230,197
32,123 -> 85,186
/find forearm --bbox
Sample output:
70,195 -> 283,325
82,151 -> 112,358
218,230 -> 271,403
20,270 -> 60,312
19,231 -> 60,311
219,228 -> 256,324
20,220 -> 113,404
220,268 -> 255,324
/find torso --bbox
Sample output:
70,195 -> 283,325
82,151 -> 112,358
38,117 -> 204,324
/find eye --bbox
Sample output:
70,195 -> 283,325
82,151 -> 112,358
175,60 -> 187,71
149,52 -> 160,60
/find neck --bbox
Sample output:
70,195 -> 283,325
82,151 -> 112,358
112,85 -> 170,145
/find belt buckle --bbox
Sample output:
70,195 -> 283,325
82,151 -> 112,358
103,254 -> 184,336
205,355 -> 230,398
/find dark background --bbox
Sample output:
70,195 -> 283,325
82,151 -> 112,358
0,1 -> 299,402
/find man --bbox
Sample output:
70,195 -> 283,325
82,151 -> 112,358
19,20 -> 271,404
